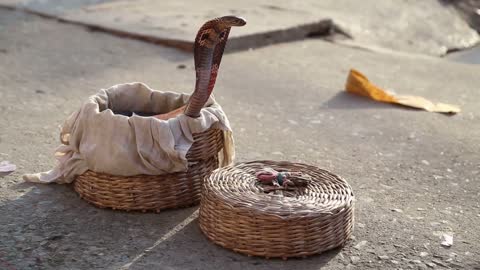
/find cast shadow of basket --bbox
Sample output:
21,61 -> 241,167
121,215 -> 344,270
0,180 -> 198,269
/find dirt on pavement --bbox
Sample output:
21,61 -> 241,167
0,8 -> 479,270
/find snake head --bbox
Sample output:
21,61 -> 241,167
196,16 -> 246,48
218,16 -> 247,27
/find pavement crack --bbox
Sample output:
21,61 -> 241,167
227,19 -> 342,52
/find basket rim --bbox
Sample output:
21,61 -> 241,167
202,160 -> 354,219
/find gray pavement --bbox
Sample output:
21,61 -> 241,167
1,5 -> 480,270
1,0 -> 479,55
448,44 -> 480,64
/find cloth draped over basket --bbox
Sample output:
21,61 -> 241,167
23,82 -> 235,184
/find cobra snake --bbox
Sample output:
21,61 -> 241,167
155,16 -> 246,120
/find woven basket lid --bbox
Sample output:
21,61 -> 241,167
203,160 -> 354,217
199,160 -> 355,258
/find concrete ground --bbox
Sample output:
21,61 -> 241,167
0,5 -> 480,270
1,0 -> 478,55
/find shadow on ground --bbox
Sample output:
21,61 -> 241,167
322,91 -> 393,110
0,180 -> 344,269
125,217 -> 342,270
322,91 -> 436,114
0,181 -> 195,269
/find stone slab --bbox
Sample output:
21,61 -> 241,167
0,0 -> 478,54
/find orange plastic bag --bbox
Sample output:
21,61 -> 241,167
345,69 -> 460,114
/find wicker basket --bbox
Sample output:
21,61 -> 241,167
199,160 -> 354,259
74,127 -> 224,212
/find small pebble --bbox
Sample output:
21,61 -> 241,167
176,64 -> 186,69
441,233 -> 453,247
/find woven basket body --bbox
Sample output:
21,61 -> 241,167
199,161 -> 354,258
74,127 -> 224,212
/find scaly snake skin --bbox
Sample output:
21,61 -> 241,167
184,16 -> 246,117
155,16 -> 246,120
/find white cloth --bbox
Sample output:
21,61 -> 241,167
23,82 -> 234,184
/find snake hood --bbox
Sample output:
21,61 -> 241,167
194,16 -> 246,49
184,16 -> 246,118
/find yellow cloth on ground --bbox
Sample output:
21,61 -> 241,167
23,82 -> 235,184
346,69 -> 460,114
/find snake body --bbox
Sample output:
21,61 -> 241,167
184,16 -> 246,117
155,16 -> 246,120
